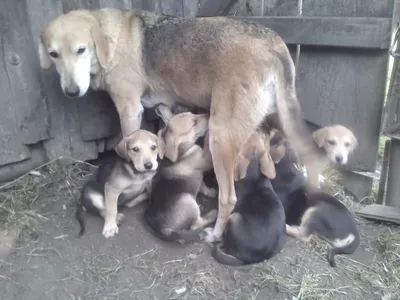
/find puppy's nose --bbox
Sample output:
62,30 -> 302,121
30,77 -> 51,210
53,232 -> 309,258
335,155 -> 343,163
64,85 -> 80,97
144,162 -> 153,170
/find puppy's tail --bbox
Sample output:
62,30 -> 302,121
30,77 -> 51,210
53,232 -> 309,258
75,203 -> 86,237
274,53 -> 319,166
326,234 -> 360,267
212,243 -> 245,266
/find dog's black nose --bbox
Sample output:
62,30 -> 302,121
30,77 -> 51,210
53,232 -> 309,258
65,86 -> 80,97
144,162 -> 153,170
335,155 -> 343,163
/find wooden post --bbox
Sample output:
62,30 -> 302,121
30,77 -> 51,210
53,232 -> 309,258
385,139 -> 400,207
376,139 -> 391,205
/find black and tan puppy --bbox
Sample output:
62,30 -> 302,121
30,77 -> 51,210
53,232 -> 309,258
76,129 -> 164,237
269,130 -> 360,267
210,132 -> 286,266
144,104 -> 217,244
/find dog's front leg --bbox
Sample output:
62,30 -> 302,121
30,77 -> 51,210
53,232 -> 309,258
103,183 -> 121,238
111,90 -> 144,137
199,181 -> 217,198
125,191 -> 149,208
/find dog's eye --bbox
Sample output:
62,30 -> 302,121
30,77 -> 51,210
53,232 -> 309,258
77,47 -> 86,55
132,147 -> 139,152
328,140 -> 336,146
344,142 -> 351,147
151,145 -> 157,151
49,51 -> 58,58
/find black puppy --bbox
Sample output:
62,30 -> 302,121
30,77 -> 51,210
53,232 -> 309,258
269,130 -> 360,267
210,132 -> 286,266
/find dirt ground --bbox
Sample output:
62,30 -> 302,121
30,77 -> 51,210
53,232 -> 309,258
0,158 -> 399,300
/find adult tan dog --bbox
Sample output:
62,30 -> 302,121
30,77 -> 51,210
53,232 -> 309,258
38,8 -> 319,241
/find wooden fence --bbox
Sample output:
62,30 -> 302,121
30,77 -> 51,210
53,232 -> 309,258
0,0 -> 395,197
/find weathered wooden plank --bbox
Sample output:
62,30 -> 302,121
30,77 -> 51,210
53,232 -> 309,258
385,139 -> 400,207
0,0 -> 50,146
231,16 -> 392,49
98,0 -> 132,9
356,204 -> 400,224
160,0 -> 184,16
131,0 -> 143,10
183,0 -> 202,17
62,0 -> 100,12
78,91 -> 120,141
196,0 -> 238,16
302,0 -> 394,18
27,0 -> 98,161
227,0 -> 298,17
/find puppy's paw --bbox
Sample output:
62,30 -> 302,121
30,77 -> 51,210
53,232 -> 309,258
102,222 -> 119,238
202,227 -> 217,243
205,187 -> 218,198
116,213 -> 126,225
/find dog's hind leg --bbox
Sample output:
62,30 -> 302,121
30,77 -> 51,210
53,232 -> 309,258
286,224 -> 312,242
191,209 -> 218,230
125,192 -> 149,208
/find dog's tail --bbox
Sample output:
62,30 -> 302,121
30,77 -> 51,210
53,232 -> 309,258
274,53 -> 319,168
75,203 -> 86,237
326,234 -> 360,267
212,243 -> 245,266
143,213 -> 202,244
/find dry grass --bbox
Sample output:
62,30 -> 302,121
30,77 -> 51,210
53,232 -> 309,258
0,157 -> 95,244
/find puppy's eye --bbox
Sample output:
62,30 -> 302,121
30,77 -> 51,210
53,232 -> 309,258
328,140 -> 336,146
344,142 -> 351,147
77,47 -> 86,55
49,51 -> 58,58
151,145 -> 157,151
132,147 -> 139,152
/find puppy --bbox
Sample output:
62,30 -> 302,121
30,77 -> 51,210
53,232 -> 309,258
211,132 -> 286,266
144,104 -> 217,244
76,129 -> 163,237
310,125 -> 358,187
269,130 -> 360,267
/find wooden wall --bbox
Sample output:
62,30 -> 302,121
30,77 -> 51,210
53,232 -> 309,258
0,0 -> 394,182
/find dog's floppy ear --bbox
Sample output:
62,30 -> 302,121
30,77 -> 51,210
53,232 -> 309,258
234,154 -> 250,181
155,104 -> 173,124
91,24 -> 109,69
38,37 -> 51,69
114,137 -> 130,161
349,132 -> 358,152
164,138 -> 179,162
259,151 -> 276,179
156,134 -> 165,159
313,127 -> 328,148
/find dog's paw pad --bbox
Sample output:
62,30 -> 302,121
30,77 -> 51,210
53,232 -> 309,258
203,227 -> 216,243
102,223 -> 119,238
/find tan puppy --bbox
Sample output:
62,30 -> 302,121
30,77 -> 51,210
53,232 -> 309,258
38,8 -> 320,242
309,125 -> 358,188
76,130 -> 163,238
145,105 -> 217,243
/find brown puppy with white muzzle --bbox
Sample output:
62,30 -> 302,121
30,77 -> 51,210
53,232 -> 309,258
144,104 -> 217,244
76,130 -> 164,238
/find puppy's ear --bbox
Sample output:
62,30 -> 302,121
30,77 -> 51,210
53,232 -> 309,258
155,104 -> 173,124
350,132 -> 358,152
91,24 -> 109,68
38,37 -> 51,69
235,154 -> 250,181
313,127 -> 328,148
260,151 -> 276,179
164,139 -> 180,162
270,143 -> 286,164
157,136 -> 165,159
114,138 -> 130,161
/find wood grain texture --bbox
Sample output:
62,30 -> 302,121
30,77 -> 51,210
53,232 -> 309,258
231,16 -> 392,49
296,0 -> 393,172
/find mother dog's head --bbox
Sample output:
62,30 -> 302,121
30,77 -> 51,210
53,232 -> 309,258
38,10 -> 108,97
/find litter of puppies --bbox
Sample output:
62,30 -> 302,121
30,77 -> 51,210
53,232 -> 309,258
37,8 -> 361,268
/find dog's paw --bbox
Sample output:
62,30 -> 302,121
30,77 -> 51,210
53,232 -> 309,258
102,222 -> 119,238
204,187 -> 218,198
202,227 -> 217,243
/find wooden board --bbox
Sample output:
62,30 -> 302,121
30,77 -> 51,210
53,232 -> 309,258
356,204 -> 400,225
231,16 -> 392,49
